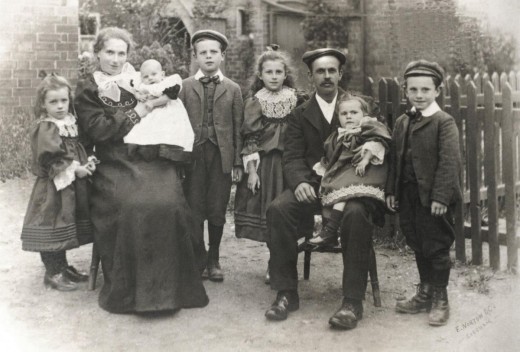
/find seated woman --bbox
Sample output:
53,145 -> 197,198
74,27 -> 208,314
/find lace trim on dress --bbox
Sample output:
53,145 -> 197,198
255,86 -> 297,118
361,141 -> 385,165
243,153 -> 260,174
321,184 -> 385,206
53,160 -> 80,191
40,114 -> 79,137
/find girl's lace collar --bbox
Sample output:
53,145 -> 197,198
255,86 -> 297,118
40,113 -> 78,137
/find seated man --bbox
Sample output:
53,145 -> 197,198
264,48 -> 385,330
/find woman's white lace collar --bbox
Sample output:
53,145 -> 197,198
93,62 -> 136,102
255,86 -> 297,118
40,114 -> 78,137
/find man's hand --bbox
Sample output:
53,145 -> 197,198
386,195 -> 398,212
431,201 -> 447,216
232,166 -> 244,183
294,182 -> 317,204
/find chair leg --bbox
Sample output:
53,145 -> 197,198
368,244 -> 381,307
304,250 -> 311,280
88,244 -> 100,291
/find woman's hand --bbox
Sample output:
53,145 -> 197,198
133,102 -> 150,118
75,165 -> 92,179
247,172 -> 260,194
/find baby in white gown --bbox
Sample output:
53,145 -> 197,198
124,59 -> 194,152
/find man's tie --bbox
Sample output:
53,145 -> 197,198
199,75 -> 220,85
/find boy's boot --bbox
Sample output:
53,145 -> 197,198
429,286 -> 449,326
308,209 -> 342,247
207,224 -> 224,282
396,253 -> 433,313
395,282 -> 432,313
429,268 -> 450,326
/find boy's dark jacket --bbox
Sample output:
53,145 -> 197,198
179,76 -> 244,173
385,109 -> 462,207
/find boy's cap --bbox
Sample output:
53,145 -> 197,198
302,48 -> 346,68
404,60 -> 445,81
191,30 -> 228,51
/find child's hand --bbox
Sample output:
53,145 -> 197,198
247,172 -> 261,195
85,156 -> 99,173
85,162 -> 96,173
75,165 -> 92,179
386,195 -> 398,212
355,159 -> 369,177
431,201 -> 447,216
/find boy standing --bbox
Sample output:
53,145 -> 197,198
179,30 -> 244,282
385,60 -> 462,326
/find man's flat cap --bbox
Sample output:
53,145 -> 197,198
191,30 -> 228,51
302,48 -> 346,68
404,59 -> 445,82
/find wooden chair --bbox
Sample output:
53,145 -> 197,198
298,233 -> 382,307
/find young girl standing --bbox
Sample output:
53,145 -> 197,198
21,74 -> 95,291
308,93 -> 391,248
234,45 -> 306,283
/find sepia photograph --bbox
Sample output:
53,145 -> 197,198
0,0 -> 519,351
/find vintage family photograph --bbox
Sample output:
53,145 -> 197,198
0,0 -> 519,351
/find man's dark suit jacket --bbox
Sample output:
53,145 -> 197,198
283,92 -> 341,192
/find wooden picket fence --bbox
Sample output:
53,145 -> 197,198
363,71 -> 520,272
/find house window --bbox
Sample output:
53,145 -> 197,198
237,8 -> 250,36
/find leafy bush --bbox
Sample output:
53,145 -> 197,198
80,0 -> 190,76
0,108 -> 33,181
129,41 -> 189,78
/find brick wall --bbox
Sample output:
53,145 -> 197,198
365,0 -> 469,80
0,0 -> 79,115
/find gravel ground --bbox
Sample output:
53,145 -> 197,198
1,176 -> 519,352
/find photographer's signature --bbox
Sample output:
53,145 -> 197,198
455,304 -> 496,339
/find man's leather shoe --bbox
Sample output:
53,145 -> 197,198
265,291 -> 299,321
62,266 -> 89,282
396,282 -> 432,314
428,286 -> 450,326
208,262 -> 224,282
44,272 -> 78,291
329,298 -> 363,330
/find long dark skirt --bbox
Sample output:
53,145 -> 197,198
234,150 -> 284,243
91,145 -> 208,313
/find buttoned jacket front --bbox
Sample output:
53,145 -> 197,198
179,76 -> 244,173
385,110 -> 462,207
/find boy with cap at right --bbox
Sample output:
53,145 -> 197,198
385,59 -> 462,326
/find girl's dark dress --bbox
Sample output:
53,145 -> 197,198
234,87 -> 300,242
74,74 -> 208,313
21,115 -> 93,251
